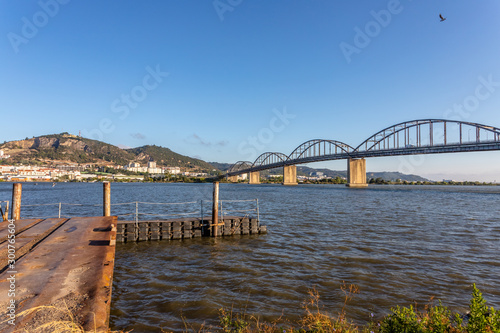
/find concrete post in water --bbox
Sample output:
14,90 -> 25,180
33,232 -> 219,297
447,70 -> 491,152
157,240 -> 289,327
249,171 -> 260,184
11,183 -> 22,221
212,181 -> 219,237
346,158 -> 368,188
103,182 -> 111,217
283,165 -> 298,185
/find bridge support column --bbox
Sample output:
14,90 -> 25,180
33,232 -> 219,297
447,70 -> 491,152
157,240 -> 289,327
283,165 -> 298,186
228,175 -> 238,183
347,158 -> 368,188
249,171 -> 260,184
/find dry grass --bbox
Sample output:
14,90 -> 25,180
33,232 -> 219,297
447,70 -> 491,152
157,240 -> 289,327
0,302 -> 127,333
298,283 -> 360,333
213,283 -> 362,333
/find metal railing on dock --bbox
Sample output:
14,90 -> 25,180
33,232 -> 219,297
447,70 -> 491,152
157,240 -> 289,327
208,199 -> 260,221
16,199 -> 260,222
3,182 -> 267,242
20,202 -> 88,219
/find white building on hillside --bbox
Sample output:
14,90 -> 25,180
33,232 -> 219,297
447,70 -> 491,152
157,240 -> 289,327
0,150 -> 10,159
147,161 -> 163,174
164,166 -> 181,175
124,162 -> 147,173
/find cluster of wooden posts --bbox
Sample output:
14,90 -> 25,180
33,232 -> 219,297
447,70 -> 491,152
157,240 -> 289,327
116,216 -> 266,242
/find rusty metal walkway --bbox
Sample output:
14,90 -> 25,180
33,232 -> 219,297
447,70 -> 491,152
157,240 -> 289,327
0,216 -> 116,332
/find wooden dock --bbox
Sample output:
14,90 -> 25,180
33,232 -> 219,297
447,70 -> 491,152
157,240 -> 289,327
0,216 -> 116,332
0,182 -> 267,332
0,214 -> 265,332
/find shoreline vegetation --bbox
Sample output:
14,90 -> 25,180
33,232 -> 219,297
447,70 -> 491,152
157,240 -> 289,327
211,284 -> 500,333
20,284 -> 499,332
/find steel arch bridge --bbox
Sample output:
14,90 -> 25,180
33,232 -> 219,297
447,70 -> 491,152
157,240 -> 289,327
225,119 -> 500,179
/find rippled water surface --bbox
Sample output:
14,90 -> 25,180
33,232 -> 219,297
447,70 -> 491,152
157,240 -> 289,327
2,182 -> 499,332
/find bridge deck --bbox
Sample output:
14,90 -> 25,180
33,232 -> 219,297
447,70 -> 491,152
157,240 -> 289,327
0,216 -> 116,332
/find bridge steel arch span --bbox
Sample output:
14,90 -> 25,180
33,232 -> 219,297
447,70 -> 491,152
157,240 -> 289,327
246,152 -> 289,184
287,139 -> 354,164
222,119 -> 500,186
227,153 -> 289,184
354,119 -> 500,157
252,152 -> 288,168
228,161 -> 253,173
226,153 -> 288,178
226,161 -> 253,181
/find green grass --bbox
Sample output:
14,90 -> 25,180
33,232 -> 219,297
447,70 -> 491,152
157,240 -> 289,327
210,284 -> 500,333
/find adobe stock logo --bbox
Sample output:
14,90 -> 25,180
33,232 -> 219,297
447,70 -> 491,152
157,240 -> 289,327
81,65 -> 168,141
7,0 -> 70,54
237,107 -> 295,161
339,0 -> 410,64
213,0 -> 243,21
443,75 -> 500,121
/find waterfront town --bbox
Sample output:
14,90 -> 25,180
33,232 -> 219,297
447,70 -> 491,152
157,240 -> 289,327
0,148 -> 347,183
0,162 -> 340,183
0,158 -> 209,182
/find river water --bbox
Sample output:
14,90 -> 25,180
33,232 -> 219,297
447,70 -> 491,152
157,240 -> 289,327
1,182 -> 499,332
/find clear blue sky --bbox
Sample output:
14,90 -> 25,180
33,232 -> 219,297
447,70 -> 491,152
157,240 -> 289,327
1,1 -> 500,181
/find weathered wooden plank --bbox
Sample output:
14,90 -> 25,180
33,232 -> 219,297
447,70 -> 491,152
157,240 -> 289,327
0,218 -> 69,272
183,221 -> 192,230
0,216 -> 116,332
116,223 -> 125,234
0,219 -> 43,245
183,229 -> 193,239
172,221 -> 182,232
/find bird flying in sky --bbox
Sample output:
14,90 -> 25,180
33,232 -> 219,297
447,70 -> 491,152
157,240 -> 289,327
439,14 -> 447,22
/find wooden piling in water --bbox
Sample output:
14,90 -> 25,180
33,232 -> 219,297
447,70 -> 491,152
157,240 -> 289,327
11,183 -> 22,221
0,201 -> 8,221
103,181 -> 111,217
212,181 -> 219,237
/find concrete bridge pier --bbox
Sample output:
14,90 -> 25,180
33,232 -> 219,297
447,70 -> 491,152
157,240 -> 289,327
228,175 -> 239,183
249,171 -> 260,184
347,158 -> 368,188
283,165 -> 298,186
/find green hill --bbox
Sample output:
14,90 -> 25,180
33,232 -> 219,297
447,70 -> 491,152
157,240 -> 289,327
0,133 -> 216,171
1,133 -> 134,165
